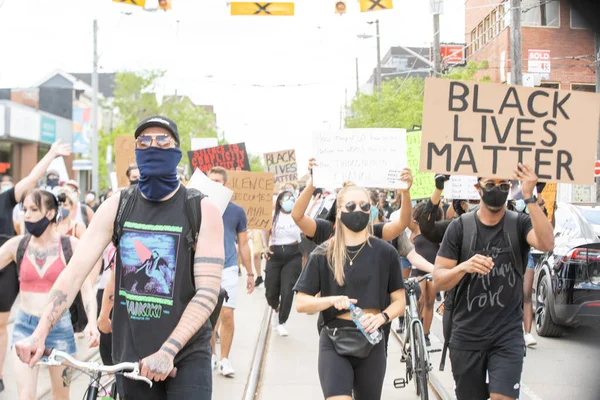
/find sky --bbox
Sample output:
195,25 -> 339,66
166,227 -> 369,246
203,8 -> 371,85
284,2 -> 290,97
0,0 -> 466,173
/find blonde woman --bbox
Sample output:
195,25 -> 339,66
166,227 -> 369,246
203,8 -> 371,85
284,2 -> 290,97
294,184 -> 406,400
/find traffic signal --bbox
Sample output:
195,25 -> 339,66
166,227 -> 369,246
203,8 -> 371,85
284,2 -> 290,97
359,0 -> 393,12
230,2 -> 295,16
158,0 -> 171,10
112,0 -> 147,7
335,1 -> 346,14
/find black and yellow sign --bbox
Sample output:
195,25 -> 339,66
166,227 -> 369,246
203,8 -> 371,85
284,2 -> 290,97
335,1 -> 346,14
230,2 -> 295,16
359,0 -> 393,12
112,0 -> 146,7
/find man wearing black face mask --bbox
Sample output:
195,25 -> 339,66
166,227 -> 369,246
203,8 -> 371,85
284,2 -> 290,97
126,164 -> 140,186
433,163 -> 555,400
15,116 -> 224,400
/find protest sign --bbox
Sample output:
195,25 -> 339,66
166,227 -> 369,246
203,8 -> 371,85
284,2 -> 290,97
444,176 -> 480,200
420,78 -> 600,185
406,130 -> 435,199
187,169 -> 233,216
114,136 -> 136,189
540,183 -> 557,221
110,172 -> 118,193
188,143 -> 251,174
225,171 -> 275,229
47,157 -> 69,182
312,129 -> 408,189
264,149 -> 298,185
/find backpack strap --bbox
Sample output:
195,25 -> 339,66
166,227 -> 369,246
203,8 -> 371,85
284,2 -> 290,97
112,187 -> 137,248
183,188 -> 205,252
80,202 -> 89,227
60,235 -> 73,264
460,212 -> 477,263
16,235 -> 32,273
503,210 -> 525,281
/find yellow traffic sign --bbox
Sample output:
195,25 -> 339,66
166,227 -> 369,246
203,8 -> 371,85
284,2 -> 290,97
359,0 -> 392,12
230,2 -> 295,16
112,0 -> 146,7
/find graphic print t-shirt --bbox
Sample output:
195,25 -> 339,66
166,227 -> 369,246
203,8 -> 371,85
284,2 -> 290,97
438,212 -> 533,350
112,186 -> 211,364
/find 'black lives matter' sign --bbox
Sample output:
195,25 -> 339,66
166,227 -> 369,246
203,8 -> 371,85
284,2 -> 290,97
420,78 -> 600,185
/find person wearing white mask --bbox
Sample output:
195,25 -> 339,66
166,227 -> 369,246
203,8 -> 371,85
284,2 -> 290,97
264,190 -> 303,337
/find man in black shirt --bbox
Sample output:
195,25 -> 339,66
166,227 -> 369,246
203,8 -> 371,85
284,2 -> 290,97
434,163 -> 554,400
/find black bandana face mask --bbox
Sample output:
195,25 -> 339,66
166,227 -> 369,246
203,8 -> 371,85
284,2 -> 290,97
479,184 -> 509,211
340,211 -> 370,233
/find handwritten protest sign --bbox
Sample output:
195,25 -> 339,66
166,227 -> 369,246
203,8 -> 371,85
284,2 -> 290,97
420,78 -> 600,185
187,143 -> 251,174
264,149 -> 298,185
47,157 -> 69,182
540,183 -> 557,221
225,171 -> 275,229
444,176 -> 480,200
406,130 -> 435,199
114,136 -> 136,189
187,169 -> 233,216
312,129 -> 408,189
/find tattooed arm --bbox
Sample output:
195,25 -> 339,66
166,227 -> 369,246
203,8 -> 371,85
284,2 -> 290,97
73,237 -> 100,348
140,198 -> 224,382
15,194 -> 120,367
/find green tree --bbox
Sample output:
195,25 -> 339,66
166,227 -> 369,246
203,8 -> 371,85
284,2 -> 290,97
99,71 -> 218,188
249,153 -> 265,172
443,61 -> 491,82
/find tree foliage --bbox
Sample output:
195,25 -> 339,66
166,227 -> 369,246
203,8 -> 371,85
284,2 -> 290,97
99,71 -> 218,188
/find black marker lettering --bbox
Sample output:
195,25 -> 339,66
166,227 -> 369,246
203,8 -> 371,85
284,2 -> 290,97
509,147 -> 532,164
541,120 -> 558,147
427,143 -> 452,171
453,114 -> 473,142
553,92 -> 571,120
535,149 -> 553,180
499,87 -> 524,116
454,145 -> 478,173
557,150 -> 574,180
483,145 -> 507,174
448,81 -> 469,112
516,119 -> 536,146
491,116 -> 514,143
473,84 -> 493,113
527,90 -> 549,118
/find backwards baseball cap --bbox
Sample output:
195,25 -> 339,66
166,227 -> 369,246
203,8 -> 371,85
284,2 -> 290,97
134,115 -> 180,147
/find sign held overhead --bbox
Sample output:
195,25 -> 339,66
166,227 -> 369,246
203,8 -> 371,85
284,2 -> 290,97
230,2 -> 295,16
420,78 -> 600,185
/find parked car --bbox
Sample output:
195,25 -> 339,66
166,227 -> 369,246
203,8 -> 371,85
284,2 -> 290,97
533,203 -> 600,337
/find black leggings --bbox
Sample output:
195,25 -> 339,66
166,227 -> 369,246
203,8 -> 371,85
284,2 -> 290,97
265,244 -> 302,325
96,289 -> 113,366
318,320 -> 387,399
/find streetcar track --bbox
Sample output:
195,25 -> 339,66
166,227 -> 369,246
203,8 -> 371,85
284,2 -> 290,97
243,304 -> 273,400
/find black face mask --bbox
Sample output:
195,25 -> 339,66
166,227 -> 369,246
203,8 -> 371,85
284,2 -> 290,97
47,178 -> 59,188
130,180 -> 139,186
479,184 -> 509,212
340,211 -> 370,233
25,217 -> 51,237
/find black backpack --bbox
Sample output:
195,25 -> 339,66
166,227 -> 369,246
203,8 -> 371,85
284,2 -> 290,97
439,210 -> 526,371
16,235 -> 89,333
112,186 -> 227,329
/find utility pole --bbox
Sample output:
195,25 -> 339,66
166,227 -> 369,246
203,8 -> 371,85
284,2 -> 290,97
432,13 -> 441,76
510,0 -> 523,85
375,19 -> 381,90
91,19 -> 99,195
355,57 -> 360,96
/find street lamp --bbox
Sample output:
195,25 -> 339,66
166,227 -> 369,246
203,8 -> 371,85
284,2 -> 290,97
357,19 -> 381,92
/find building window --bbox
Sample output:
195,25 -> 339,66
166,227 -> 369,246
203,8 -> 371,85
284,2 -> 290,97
499,4 -> 507,30
522,0 -> 560,27
484,16 -> 491,42
571,83 -> 595,92
38,144 -> 51,162
540,82 -> 560,89
570,6 -> 591,29
491,9 -> 498,37
471,29 -> 477,53
478,22 -> 485,46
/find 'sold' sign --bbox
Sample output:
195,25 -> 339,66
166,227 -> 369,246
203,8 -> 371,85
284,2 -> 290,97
420,78 -> 600,185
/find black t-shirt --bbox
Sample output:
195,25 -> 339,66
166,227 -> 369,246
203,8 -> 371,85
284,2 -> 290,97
112,186 -> 212,364
438,213 -> 533,350
294,237 -> 405,325
0,188 -> 17,247
308,218 -> 385,246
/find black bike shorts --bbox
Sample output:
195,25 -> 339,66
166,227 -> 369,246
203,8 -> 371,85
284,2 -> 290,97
0,263 -> 19,312
449,344 -> 525,400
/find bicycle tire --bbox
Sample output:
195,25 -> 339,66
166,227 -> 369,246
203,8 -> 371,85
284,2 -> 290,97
411,323 -> 429,400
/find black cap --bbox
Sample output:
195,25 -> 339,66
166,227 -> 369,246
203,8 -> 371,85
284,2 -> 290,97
134,115 -> 180,147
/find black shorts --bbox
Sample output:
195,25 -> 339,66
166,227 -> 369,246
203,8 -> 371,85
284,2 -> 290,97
0,262 -> 19,312
449,344 -> 525,400
318,320 -> 387,399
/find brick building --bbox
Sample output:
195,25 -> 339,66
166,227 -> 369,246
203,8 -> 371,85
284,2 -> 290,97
465,0 -> 596,91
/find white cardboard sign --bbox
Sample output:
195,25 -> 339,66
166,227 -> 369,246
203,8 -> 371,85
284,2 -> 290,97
444,176 -> 480,200
187,168 -> 233,216
312,128 -> 408,189
47,157 -> 69,183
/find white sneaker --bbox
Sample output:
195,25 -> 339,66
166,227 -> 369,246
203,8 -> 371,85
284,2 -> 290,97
272,311 -> 279,328
211,354 -> 218,371
276,324 -> 289,337
524,333 -> 538,347
219,358 -> 235,377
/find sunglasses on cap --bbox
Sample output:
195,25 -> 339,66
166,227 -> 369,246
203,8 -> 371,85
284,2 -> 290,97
136,134 -> 175,150
344,201 -> 371,213
479,181 -> 510,193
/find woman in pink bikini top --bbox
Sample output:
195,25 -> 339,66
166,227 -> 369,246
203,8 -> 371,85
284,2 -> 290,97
0,189 -> 99,399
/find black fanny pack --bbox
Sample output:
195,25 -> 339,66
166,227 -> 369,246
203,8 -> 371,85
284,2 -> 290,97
323,325 -> 375,359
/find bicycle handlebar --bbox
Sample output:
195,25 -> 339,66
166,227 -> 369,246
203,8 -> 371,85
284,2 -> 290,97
405,273 -> 433,284
38,348 -> 177,388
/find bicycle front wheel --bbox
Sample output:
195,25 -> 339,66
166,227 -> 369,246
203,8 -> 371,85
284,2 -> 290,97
411,323 -> 429,400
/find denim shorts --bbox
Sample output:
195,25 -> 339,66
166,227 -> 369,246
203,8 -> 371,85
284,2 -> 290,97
526,253 -> 535,270
12,310 -> 77,355
400,257 -> 412,271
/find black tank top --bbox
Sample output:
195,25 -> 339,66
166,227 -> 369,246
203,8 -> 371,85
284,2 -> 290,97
413,234 -> 439,264
112,186 -> 211,364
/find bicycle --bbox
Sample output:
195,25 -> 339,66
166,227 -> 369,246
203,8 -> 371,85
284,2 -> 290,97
394,273 -> 439,400
37,348 -> 177,400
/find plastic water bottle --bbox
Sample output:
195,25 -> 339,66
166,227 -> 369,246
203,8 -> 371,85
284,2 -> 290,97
348,303 -> 383,345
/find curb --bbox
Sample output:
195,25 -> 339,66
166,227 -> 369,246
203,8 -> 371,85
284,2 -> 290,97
243,304 -> 273,400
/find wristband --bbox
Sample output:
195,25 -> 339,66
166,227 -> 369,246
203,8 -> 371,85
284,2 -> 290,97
248,273 -> 254,277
